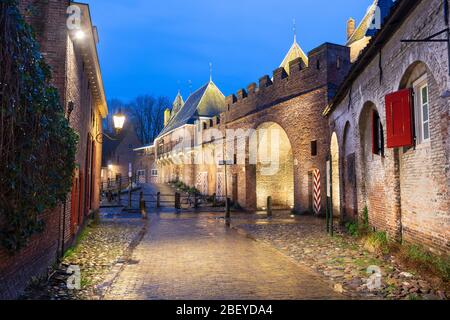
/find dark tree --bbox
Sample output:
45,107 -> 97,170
128,95 -> 170,145
0,0 -> 78,252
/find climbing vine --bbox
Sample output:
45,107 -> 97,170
0,0 -> 78,253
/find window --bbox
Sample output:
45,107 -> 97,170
419,84 -> 430,142
372,111 -> 384,156
311,141 -> 318,156
413,76 -> 430,144
151,169 -> 158,177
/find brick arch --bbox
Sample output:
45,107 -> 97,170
253,121 -> 294,209
398,60 -> 438,91
342,121 -> 358,220
251,118 -> 296,153
330,131 -> 341,218
394,59 -> 448,248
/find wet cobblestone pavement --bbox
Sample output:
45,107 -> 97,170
22,210 -> 144,300
104,213 -> 342,300
231,213 -> 449,300
20,190 -> 448,300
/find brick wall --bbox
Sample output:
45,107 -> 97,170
0,0 -> 70,300
0,0 -> 105,299
221,43 -> 351,212
156,43 -> 351,213
328,0 -> 449,254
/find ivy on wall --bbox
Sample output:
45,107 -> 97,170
0,0 -> 78,253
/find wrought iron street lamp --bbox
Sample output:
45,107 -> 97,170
95,109 -> 126,143
113,109 -> 126,133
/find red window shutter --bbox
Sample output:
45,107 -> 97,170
385,88 -> 414,148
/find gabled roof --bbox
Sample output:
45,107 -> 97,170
324,0 -> 421,116
158,81 -> 225,138
347,0 -> 396,45
280,39 -> 308,74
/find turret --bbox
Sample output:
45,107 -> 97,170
164,108 -> 171,127
172,91 -> 184,116
347,17 -> 355,40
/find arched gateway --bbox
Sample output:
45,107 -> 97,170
255,122 -> 294,210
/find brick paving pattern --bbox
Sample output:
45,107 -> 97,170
104,213 -> 342,300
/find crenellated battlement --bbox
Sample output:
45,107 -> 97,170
223,43 -> 350,124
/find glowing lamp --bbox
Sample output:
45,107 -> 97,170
113,109 -> 126,133
74,30 -> 85,40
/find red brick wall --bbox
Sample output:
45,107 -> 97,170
328,0 -> 449,254
222,43 -> 351,213
0,0 -> 70,300
0,0 -> 105,299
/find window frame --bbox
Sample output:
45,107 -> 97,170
412,75 -> 430,144
372,110 -> 385,156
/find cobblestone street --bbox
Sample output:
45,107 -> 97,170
18,185 -> 447,301
231,214 -> 449,300
104,213 -> 342,300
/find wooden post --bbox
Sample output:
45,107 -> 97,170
212,193 -> 217,207
157,192 -> 161,208
128,177 -> 132,208
118,178 -> 122,204
194,193 -> 198,208
140,192 -> 147,219
267,196 -> 273,218
175,192 -> 181,210
225,198 -> 231,219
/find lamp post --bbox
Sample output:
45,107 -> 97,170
218,130 -> 231,219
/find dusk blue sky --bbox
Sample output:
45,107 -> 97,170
89,0 -> 374,103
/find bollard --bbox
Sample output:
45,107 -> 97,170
107,190 -> 112,203
225,197 -> 231,219
157,192 -> 161,208
267,196 -> 273,219
140,192 -> 147,219
175,192 -> 181,210
194,193 -> 199,208
212,193 -> 217,207
118,178 -> 122,204
128,178 -> 132,208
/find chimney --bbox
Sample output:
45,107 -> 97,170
347,17 -> 356,40
164,108 -> 171,127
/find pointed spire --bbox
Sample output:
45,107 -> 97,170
279,20 -> 308,74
